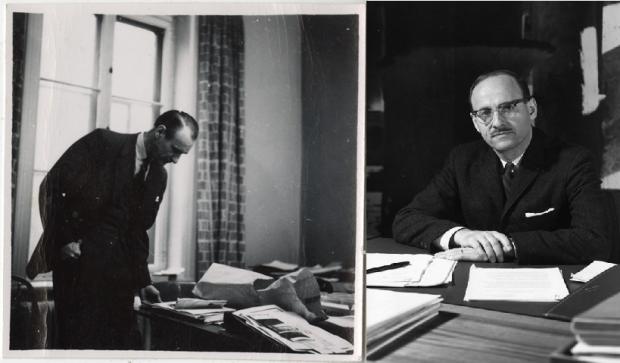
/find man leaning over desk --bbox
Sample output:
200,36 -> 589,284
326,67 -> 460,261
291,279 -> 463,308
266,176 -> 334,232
26,110 -> 198,349
393,70 -> 610,265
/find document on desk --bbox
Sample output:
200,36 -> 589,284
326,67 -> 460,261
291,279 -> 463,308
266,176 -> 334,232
366,253 -> 457,287
233,305 -> 353,354
464,265 -> 569,302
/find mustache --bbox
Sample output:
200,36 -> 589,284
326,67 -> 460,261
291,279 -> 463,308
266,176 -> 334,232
490,128 -> 513,136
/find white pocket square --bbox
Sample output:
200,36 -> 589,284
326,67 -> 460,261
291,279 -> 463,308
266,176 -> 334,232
525,207 -> 555,218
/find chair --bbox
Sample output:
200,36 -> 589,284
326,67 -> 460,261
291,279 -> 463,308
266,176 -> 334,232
9,276 -> 55,349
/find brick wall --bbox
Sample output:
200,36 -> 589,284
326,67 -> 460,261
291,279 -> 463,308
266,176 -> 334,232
195,16 -> 246,279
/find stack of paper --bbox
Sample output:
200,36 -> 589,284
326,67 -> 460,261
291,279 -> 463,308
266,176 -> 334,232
232,305 -> 353,354
366,289 -> 442,356
366,253 -> 456,287
464,265 -> 569,302
570,292 -> 620,359
145,300 -> 234,324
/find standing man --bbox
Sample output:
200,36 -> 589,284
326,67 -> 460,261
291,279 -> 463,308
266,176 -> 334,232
393,70 -> 610,264
26,110 -> 198,349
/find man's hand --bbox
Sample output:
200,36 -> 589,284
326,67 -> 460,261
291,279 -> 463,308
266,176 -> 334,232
452,229 -> 514,263
140,285 -> 162,304
60,240 -> 82,260
435,247 -> 489,261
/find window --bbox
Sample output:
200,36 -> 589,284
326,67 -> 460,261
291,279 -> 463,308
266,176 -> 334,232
28,14 -> 99,258
110,17 -> 164,133
14,12 -> 174,276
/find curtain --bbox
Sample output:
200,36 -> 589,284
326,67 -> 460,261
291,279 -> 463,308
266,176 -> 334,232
195,16 -> 246,279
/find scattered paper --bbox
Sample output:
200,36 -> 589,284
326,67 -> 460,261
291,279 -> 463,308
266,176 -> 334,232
175,298 -> 227,309
233,305 -> 353,354
147,301 -> 176,309
572,341 -> 620,356
261,260 -> 299,271
307,262 -> 343,275
366,254 -> 456,287
366,253 -> 425,270
571,261 -> 617,283
192,263 -> 273,308
257,268 -> 326,322
464,265 -> 569,302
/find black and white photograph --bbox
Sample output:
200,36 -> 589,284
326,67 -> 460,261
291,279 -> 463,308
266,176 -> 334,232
365,2 -> 620,362
4,2 -> 364,360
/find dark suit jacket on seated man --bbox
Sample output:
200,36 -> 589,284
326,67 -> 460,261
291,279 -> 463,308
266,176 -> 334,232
26,110 -> 198,349
393,70 -> 610,265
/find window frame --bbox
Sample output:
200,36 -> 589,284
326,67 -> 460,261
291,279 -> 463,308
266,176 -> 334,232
12,13 -> 176,277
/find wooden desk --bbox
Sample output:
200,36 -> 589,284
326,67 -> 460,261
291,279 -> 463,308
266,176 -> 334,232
366,237 -> 583,363
137,306 -> 287,352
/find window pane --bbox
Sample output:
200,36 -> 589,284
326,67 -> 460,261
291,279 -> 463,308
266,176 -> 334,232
110,101 -> 159,133
34,82 -> 95,171
112,21 -> 159,101
110,101 -> 130,132
129,103 -> 158,132
40,13 -> 98,88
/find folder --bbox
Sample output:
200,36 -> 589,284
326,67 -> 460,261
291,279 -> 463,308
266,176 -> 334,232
544,264 -> 620,321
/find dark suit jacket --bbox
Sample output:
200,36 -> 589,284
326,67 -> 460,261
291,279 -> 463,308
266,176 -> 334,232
393,127 -> 610,264
26,129 -> 167,288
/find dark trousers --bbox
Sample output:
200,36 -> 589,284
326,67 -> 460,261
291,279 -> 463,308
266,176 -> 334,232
52,232 -> 142,350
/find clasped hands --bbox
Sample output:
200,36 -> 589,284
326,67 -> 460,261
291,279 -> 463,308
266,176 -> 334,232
434,229 -> 515,263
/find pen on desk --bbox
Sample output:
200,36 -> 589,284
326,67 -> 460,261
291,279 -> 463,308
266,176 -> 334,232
366,261 -> 410,274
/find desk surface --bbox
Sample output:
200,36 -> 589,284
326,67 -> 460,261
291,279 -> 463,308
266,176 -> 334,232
366,237 -> 583,363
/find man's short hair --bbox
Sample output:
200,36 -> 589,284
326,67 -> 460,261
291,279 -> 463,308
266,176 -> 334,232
154,110 -> 199,140
468,70 -> 531,108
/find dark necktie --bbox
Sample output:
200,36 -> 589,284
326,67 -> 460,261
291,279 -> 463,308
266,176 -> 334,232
502,161 -> 516,198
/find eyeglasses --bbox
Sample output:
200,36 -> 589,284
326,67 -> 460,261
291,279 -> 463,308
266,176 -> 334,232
470,97 -> 531,125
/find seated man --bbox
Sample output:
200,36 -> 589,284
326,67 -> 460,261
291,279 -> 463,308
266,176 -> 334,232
392,70 -> 610,264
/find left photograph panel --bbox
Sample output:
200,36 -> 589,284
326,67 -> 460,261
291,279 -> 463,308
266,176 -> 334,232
4,3 -> 364,361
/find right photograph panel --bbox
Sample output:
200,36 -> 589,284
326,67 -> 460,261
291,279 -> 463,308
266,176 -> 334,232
365,2 -> 620,362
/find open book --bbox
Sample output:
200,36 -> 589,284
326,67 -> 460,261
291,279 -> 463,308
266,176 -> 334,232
232,304 -> 353,354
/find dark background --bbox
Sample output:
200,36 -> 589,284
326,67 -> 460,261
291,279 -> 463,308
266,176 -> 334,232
366,2 -> 620,236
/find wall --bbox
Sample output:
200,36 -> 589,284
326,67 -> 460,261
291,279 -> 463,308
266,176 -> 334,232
243,16 -> 303,267
301,15 -> 359,268
368,3 -> 608,233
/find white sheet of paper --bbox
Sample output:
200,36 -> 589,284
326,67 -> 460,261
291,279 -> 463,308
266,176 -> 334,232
366,253 -> 431,270
464,265 -> 569,302
366,255 -> 456,287
262,260 -> 299,271
570,260 -> 617,283
572,341 -> 620,355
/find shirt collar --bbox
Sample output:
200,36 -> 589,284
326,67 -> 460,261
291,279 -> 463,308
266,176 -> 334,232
136,132 -> 147,161
499,152 -> 524,168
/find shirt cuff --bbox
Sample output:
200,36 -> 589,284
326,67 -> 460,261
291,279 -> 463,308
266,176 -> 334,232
508,236 -> 518,259
440,226 -> 465,251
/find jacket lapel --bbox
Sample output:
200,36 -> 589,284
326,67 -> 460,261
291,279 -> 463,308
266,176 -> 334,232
479,147 -> 505,216
501,128 -> 545,221
112,133 -> 139,202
